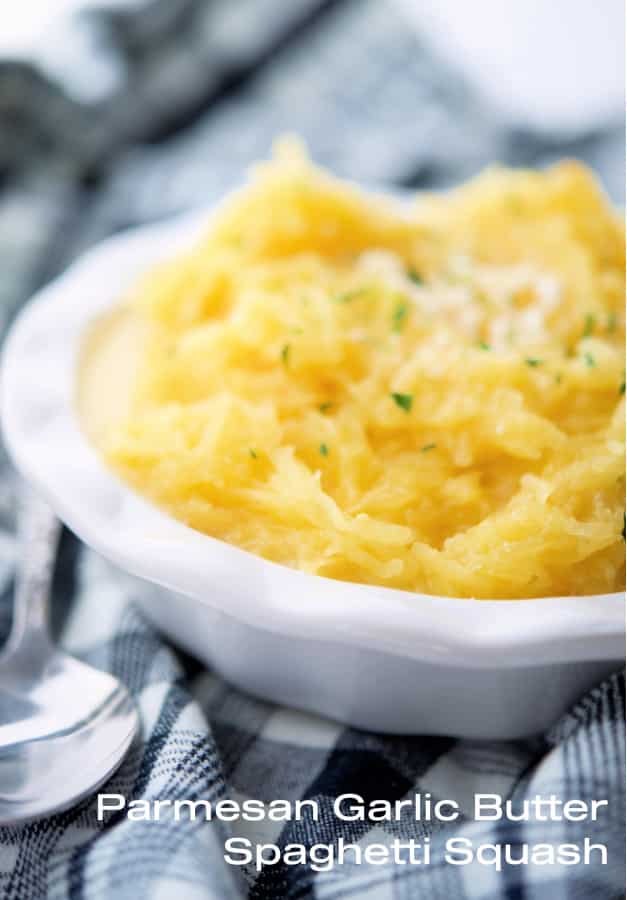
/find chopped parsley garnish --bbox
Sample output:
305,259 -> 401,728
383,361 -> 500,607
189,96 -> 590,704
620,381 -> 625,395
583,352 -> 596,368
421,443 -> 437,453
525,357 -> 543,367
249,449 -> 258,459
319,402 -> 333,413
582,313 -> 596,338
477,340 -> 491,351
392,300 -> 408,333
319,443 -> 330,456
281,344 -> 290,366
391,392 -> 413,412
607,312 -> 618,333
406,267 -> 423,285
334,288 -> 366,304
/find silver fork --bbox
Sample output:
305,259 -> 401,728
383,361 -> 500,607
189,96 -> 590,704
0,489 -> 137,824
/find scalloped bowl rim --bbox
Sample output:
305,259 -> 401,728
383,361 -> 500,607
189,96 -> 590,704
1,200 -> 624,670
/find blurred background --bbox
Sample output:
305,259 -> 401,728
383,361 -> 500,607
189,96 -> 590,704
0,0 -> 624,336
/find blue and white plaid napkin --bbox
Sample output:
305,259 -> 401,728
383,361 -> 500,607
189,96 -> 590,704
0,2 -> 624,897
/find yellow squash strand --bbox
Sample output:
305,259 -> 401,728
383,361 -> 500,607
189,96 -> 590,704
103,141 -> 625,598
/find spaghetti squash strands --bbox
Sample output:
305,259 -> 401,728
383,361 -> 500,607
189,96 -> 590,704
93,142 -> 625,598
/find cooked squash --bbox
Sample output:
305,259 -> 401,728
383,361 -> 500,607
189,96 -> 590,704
95,141 -> 625,598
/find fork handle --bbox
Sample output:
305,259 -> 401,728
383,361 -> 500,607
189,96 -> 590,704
8,489 -> 61,652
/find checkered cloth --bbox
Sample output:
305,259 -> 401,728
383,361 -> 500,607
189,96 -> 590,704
0,1 -> 624,898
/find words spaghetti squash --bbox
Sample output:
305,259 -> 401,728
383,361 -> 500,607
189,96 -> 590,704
100,142 -> 625,598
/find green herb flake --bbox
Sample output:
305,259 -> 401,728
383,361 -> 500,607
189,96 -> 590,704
525,357 -> 543,367
477,340 -> 491,351
249,449 -> 258,459
334,288 -> 366,304
391,392 -> 413,413
607,312 -> 618,333
583,352 -> 596,368
281,344 -> 290,366
406,267 -> 423,286
582,313 -> 596,338
392,300 -> 409,333
319,402 -> 333,413
620,381 -> 625,395
421,443 -> 437,453
319,443 -> 330,457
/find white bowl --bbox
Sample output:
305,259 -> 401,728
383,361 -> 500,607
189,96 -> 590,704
1,204 -> 624,739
